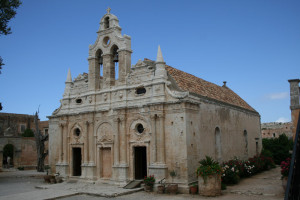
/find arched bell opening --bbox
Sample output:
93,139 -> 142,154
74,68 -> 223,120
111,45 -> 119,81
96,49 -> 103,77
104,17 -> 110,29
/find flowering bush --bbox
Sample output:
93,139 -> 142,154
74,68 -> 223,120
221,154 -> 274,185
242,161 -> 255,177
196,156 -> 222,179
260,154 -> 276,170
144,175 -> 155,186
222,159 -> 241,184
280,157 -> 291,178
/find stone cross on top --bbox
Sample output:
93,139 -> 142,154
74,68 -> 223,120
106,7 -> 111,14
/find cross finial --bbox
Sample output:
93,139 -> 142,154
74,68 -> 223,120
106,7 -> 111,14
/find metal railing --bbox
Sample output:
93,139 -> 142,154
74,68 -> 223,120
285,111 -> 300,200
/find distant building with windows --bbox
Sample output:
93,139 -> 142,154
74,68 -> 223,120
261,122 -> 293,139
0,113 -> 48,169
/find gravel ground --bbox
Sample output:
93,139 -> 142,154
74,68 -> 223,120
0,167 -> 285,200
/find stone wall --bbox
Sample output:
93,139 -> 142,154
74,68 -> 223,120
0,113 -> 49,169
261,122 -> 293,139
186,101 -> 261,183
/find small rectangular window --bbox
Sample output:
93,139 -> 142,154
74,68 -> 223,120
20,124 -> 26,133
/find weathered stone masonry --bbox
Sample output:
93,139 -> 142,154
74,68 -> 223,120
49,10 -> 262,193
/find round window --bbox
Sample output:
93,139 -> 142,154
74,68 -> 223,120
136,124 -> 144,134
103,36 -> 110,46
74,128 -> 81,137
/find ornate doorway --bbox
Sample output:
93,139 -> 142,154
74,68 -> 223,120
72,147 -> 81,176
134,146 -> 147,179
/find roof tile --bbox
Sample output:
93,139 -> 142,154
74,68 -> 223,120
165,65 -> 256,112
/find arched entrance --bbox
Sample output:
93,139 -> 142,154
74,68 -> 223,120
3,144 -> 14,168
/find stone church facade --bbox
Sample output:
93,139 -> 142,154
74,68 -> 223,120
49,10 -> 261,192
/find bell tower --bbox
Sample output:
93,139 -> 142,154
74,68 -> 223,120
88,8 -> 132,90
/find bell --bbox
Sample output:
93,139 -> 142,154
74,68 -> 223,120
99,56 -> 103,65
113,53 -> 119,62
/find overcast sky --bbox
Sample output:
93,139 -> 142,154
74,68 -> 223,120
0,0 -> 299,122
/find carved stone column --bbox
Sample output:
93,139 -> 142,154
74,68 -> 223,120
158,114 -> 165,164
112,115 -> 128,184
148,114 -> 167,181
113,118 -> 120,166
88,121 -> 95,164
150,114 -> 157,163
59,123 -> 64,163
82,120 -> 96,179
119,116 -> 127,164
56,122 -> 69,177
63,123 -> 68,163
84,121 -> 89,164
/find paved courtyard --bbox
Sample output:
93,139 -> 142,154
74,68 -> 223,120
0,167 -> 285,200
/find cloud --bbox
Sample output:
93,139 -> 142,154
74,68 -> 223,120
275,117 -> 290,123
266,92 -> 289,100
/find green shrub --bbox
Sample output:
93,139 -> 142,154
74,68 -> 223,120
262,134 -> 293,164
22,129 -> 34,137
197,156 -> 222,179
18,166 -> 24,170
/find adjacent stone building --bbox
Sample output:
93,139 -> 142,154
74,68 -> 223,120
288,79 -> 300,140
0,113 -> 49,169
48,10 -> 262,192
261,122 -> 293,139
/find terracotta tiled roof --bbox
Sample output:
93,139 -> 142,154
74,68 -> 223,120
165,65 -> 256,112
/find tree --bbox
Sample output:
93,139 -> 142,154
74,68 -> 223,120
262,134 -> 293,164
0,0 -> 22,72
22,128 -> 34,137
34,111 -> 48,172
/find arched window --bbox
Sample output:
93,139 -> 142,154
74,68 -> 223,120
215,127 -> 221,162
111,45 -> 119,80
104,17 -> 109,29
244,130 -> 248,158
74,128 -> 81,137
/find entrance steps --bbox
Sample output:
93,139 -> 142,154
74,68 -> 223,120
123,180 -> 143,189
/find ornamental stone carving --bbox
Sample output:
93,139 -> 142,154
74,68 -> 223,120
97,122 -> 114,143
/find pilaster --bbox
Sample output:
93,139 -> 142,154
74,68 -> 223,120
112,116 -> 128,183
118,49 -> 132,84
88,57 -> 100,90
103,53 -> 115,88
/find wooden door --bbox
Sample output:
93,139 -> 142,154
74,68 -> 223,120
102,148 -> 112,178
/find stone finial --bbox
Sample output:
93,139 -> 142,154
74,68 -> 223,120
222,81 -> 227,87
106,7 -> 111,14
156,45 -> 164,63
66,68 -> 72,83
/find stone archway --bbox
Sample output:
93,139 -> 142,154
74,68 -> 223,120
3,144 -> 14,168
